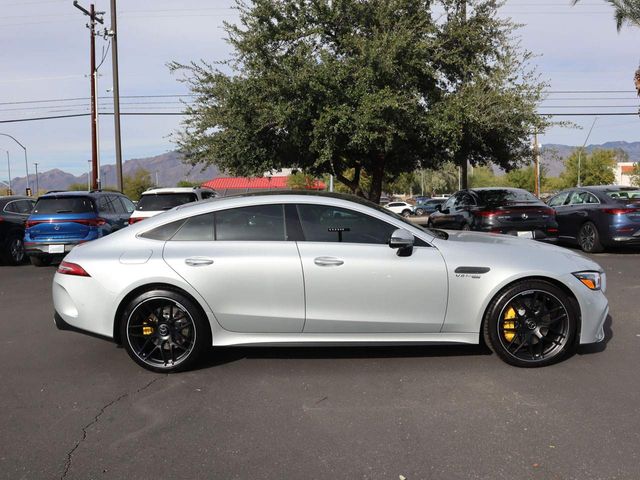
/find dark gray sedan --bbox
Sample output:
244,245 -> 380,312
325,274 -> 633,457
547,185 -> 640,252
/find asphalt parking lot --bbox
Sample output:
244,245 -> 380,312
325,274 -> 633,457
1,250 -> 639,480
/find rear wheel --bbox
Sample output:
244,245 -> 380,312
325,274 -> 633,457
30,255 -> 52,267
401,209 -> 412,217
415,208 -> 425,216
461,223 -> 471,231
120,290 -> 211,373
578,221 -> 604,253
2,233 -> 26,265
483,280 -> 578,367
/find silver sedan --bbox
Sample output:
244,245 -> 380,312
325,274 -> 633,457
53,192 -> 609,372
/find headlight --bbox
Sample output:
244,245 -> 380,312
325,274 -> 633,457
573,271 -> 602,291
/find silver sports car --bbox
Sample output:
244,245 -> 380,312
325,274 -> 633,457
52,192 -> 609,372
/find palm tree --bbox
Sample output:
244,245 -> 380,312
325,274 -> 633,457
573,1 -> 640,95
572,0 -> 640,31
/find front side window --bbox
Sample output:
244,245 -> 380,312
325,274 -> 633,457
296,204 -> 396,244
548,192 -> 570,207
119,197 -> 135,214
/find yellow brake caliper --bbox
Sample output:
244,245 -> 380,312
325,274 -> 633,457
503,307 -> 517,342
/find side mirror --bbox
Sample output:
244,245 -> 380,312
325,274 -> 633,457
389,228 -> 414,256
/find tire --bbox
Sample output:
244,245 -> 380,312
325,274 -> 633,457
578,221 -> 604,253
427,220 -> 434,228
2,233 -> 26,265
401,209 -> 412,217
461,223 -> 471,231
120,289 -> 211,373
415,208 -> 425,216
483,279 -> 578,368
30,255 -> 52,267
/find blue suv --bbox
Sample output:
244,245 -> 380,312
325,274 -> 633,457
25,191 -> 135,266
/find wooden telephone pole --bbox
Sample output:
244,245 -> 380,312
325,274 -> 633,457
73,1 -> 104,190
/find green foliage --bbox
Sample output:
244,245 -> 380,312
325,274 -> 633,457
170,0 -> 547,202
385,172 -> 421,196
559,149 -> 617,188
123,169 -> 154,201
573,0 -> 640,31
67,182 -> 87,191
630,163 -> 640,187
469,166 -> 505,188
505,165 -> 545,191
176,180 -> 201,188
287,172 -> 321,190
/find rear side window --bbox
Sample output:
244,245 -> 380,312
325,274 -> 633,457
136,193 -> 197,211
172,213 -> 214,241
119,197 -> 135,213
33,197 -> 95,214
215,204 -> 285,241
548,192 -> 569,207
139,219 -> 187,241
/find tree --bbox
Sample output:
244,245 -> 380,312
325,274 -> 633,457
123,169 -> 154,201
176,180 -> 201,188
505,165 -> 545,192
171,0 -> 547,203
630,163 -> 640,187
67,182 -> 87,191
422,162 -> 459,196
287,171 -> 321,190
559,149 -> 616,188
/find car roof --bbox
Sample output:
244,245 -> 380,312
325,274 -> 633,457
40,190 -> 126,198
142,187 -> 213,195
576,185 -> 638,192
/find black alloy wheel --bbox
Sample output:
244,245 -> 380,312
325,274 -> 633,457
121,290 -> 210,372
483,280 -> 577,367
3,233 -> 26,265
578,221 -> 604,253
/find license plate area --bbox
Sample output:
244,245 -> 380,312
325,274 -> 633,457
48,244 -> 65,254
516,231 -> 533,239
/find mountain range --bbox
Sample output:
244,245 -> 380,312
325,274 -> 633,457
3,141 -> 639,194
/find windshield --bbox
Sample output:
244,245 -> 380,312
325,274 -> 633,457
33,196 -> 95,214
475,189 -> 539,206
136,193 -> 197,211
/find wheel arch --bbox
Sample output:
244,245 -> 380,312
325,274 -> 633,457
479,275 -> 582,344
113,282 -> 212,345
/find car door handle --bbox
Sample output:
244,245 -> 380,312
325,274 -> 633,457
185,257 -> 214,266
314,256 -> 344,267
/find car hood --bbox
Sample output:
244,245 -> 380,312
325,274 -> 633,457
432,230 -> 602,273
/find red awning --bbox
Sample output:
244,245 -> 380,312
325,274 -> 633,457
202,176 -> 325,190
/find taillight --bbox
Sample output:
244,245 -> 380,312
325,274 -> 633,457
57,261 -> 91,277
25,218 -> 105,228
474,210 -> 500,217
603,208 -> 637,215
25,220 -> 41,228
128,217 -> 145,224
542,208 -> 556,216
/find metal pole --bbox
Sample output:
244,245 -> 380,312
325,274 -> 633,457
578,117 -> 598,187
90,4 -> 98,190
87,160 -> 91,190
0,133 -> 30,195
94,65 -> 101,190
110,0 -> 123,192
533,132 -> 540,197
34,162 -> 39,194
6,151 -> 11,194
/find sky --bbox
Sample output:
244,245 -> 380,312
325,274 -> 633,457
1,0 -> 640,180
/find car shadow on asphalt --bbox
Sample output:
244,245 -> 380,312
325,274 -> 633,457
575,314 -> 613,356
197,343 -> 491,369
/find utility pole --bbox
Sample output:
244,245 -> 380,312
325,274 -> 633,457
34,162 -> 39,194
109,0 -> 123,192
0,133 -> 30,195
577,117 -> 598,187
87,159 -> 91,190
458,0 -> 469,190
6,151 -> 11,195
73,1 -> 104,191
533,132 -> 541,197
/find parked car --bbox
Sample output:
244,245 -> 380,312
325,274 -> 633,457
53,191 -> 607,372
428,188 -> 558,241
547,185 -> 640,253
24,191 -> 135,266
383,201 -> 414,217
0,196 -> 36,265
128,187 -> 217,224
414,198 -> 446,216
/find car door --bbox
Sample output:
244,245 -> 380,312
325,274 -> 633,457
109,194 -> 131,230
294,203 -> 448,333
562,191 -> 593,240
430,195 -> 457,228
549,191 -> 573,239
162,203 -> 305,333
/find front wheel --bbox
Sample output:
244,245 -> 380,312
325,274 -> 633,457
483,280 -> 578,367
120,290 -> 211,373
401,209 -> 412,217
415,208 -> 425,216
578,221 -> 604,253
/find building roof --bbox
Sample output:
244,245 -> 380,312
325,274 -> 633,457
202,176 -> 325,190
